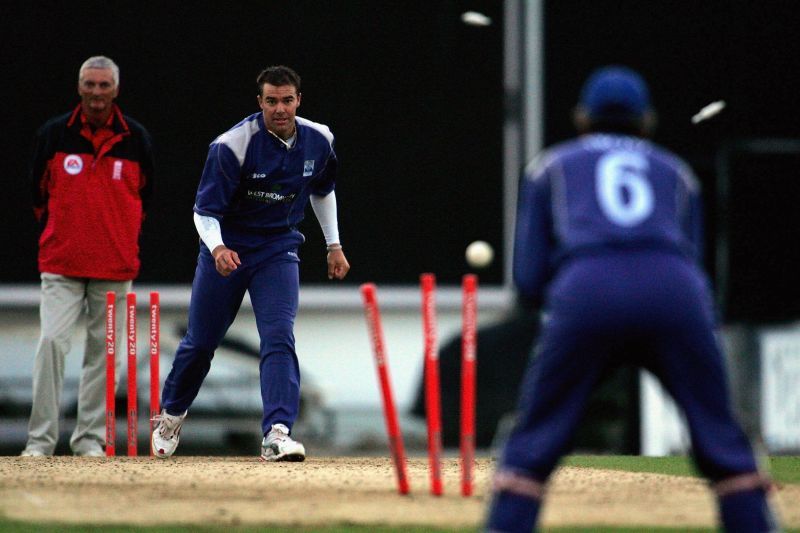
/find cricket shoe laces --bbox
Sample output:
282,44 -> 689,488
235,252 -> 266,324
260,423 -> 306,462
151,410 -> 187,459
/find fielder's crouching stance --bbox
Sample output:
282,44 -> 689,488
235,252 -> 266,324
151,65 -> 350,462
486,67 -> 779,532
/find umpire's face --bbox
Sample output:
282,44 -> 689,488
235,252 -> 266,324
78,68 -> 118,120
258,83 -> 301,140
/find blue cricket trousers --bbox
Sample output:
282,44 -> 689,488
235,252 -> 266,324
505,251 -> 758,481
488,251 -> 772,532
161,230 -> 304,435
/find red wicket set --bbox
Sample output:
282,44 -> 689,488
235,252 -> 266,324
105,291 -> 161,457
361,273 -> 477,497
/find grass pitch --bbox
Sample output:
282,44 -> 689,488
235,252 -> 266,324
0,522 -> 732,532
0,522 -> 794,532
1,454 -> 797,532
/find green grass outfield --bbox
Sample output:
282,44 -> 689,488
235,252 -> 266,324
2,455 -> 797,533
562,454 -> 800,484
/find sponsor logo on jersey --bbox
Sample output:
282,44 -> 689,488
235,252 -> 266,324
246,189 -> 296,204
64,154 -> 83,175
251,172 -> 267,179
112,160 -> 123,180
303,160 -> 315,177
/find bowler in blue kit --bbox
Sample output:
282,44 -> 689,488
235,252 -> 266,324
486,67 -> 777,532
151,66 -> 350,462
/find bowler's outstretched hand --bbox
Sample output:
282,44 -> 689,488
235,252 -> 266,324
327,249 -> 350,280
212,245 -> 241,276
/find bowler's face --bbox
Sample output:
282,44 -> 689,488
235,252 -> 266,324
258,84 -> 301,140
78,68 -> 118,118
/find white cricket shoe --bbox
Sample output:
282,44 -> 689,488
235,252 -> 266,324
260,423 -> 306,462
151,410 -> 187,458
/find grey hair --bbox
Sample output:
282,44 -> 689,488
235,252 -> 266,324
78,56 -> 120,87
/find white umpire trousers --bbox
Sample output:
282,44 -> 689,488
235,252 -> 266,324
24,273 -> 131,455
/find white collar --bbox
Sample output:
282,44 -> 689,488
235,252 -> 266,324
267,127 -> 296,149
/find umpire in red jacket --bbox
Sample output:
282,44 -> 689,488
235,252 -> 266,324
22,56 -> 155,457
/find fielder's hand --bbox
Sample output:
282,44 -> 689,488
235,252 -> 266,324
327,247 -> 350,280
212,245 -> 241,276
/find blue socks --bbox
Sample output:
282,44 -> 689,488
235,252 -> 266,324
486,491 -> 540,533
719,488 -> 778,532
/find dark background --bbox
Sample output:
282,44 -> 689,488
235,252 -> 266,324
3,1 -> 799,321
2,0 -> 505,286
544,1 -> 800,323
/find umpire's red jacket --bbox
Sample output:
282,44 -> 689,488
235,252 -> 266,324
31,104 -> 155,280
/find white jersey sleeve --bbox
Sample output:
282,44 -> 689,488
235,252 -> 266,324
310,191 -> 340,246
193,212 -> 225,252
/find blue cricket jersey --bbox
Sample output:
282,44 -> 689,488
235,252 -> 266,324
513,133 -> 703,302
193,113 -> 337,236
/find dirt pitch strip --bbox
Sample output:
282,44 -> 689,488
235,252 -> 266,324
1,456 -> 798,529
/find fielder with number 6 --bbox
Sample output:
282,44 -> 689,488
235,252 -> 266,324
486,66 -> 778,532
152,65 -> 349,462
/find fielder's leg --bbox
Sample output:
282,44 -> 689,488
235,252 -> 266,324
246,232 -> 307,462
650,301 -> 778,532
161,246 -> 250,414
487,316 -> 608,532
248,258 -> 301,435
152,245 -> 251,459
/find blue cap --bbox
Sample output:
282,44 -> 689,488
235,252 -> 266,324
579,66 -> 651,119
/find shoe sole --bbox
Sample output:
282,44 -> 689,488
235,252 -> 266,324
260,452 -> 306,463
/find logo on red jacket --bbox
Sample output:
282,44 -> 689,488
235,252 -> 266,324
64,155 -> 84,175
113,160 -> 123,180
